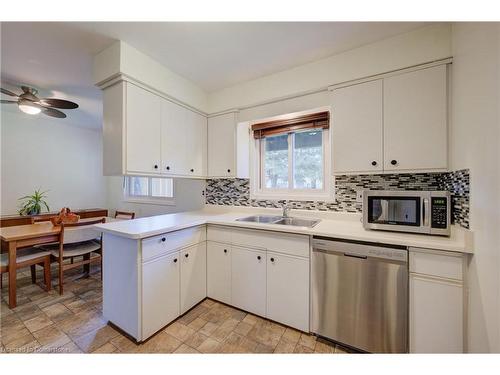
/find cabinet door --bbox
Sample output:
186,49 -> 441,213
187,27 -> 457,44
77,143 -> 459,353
185,110 -> 207,177
180,243 -> 207,314
384,65 -> 448,171
142,252 -> 180,339
161,99 -> 187,175
332,80 -> 383,173
409,274 -> 463,353
267,252 -> 309,332
126,83 -> 162,174
208,112 -> 236,177
206,241 -> 231,304
231,246 -> 266,317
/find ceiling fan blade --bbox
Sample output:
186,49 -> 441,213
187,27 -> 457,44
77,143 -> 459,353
42,107 -> 66,118
1,88 -> 19,97
1,100 -> 17,104
39,98 -> 78,109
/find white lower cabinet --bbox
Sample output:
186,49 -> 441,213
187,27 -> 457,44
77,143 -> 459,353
266,252 -> 309,332
409,247 -> 466,353
231,246 -> 267,317
207,241 -> 232,305
180,243 -> 207,314
142,252 -> 180,339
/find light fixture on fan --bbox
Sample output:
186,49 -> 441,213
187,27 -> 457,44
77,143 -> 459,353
18,99 -> 42,115
1,85 -> 78,118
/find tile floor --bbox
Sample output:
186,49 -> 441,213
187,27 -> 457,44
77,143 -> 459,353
1,264 -> 348,354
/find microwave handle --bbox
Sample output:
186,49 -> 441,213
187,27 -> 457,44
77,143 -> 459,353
422,198 -> 430,227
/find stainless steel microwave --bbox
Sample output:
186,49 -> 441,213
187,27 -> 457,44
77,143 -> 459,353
363,190 -> 451,236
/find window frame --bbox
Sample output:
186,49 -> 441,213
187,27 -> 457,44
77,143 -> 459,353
123,176 -> 176,206
250,107 -> 333,202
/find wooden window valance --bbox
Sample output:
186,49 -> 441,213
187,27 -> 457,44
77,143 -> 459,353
251,111 -> 330,139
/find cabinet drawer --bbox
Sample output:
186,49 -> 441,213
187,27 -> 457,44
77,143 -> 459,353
232,228 -> 310,258
142,225 -> 206,262
207,225 -> 232,244
409,248 -> 463,281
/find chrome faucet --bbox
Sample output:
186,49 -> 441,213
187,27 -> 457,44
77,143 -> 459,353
281,200 -> 292,218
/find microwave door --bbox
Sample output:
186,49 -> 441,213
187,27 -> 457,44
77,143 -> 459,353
379,200 -> 389,222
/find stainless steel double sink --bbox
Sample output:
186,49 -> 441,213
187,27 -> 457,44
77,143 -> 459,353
236,215 -> 320,228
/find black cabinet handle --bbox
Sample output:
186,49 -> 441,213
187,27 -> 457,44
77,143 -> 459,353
173,258 -> 178,263
161,237 -> 166,242
371,161 -> 377,166
190,168 -> 194,173
270,257 -> 275,263
154,164 -> 158,169
227,169 -> 231,173
391,160 -> 397,166
185,253 -> 189,258
224,249 -> 227,253
166,166 -> 170,171
257,255 -> 261,260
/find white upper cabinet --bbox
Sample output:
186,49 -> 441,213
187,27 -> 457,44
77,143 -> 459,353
331,64 -> 448,174
208,112 -> 237,178
384,65 -> 448,172
126,83 -> 162,174
332,80 -> 383,174
161,99 -> 186,176
185,110 -> 207,177
102,80 -> 207,178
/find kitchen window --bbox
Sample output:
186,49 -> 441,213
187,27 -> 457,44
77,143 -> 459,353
250,109 -> 332,201
123,176 -> 175,205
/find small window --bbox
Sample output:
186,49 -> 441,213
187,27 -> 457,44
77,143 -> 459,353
251,109 -> 332,201
124,176 -> 174,205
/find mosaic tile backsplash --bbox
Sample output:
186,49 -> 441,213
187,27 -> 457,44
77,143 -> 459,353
205,169 -> 470,229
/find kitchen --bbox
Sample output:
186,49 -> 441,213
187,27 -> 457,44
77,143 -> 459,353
1,5 -> 500,372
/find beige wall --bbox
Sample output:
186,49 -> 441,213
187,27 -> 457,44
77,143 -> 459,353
0,110 -> 106,215
450,22 -> 500,352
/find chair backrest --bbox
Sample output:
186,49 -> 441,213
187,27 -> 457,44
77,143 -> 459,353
33,216 -> 55,223
115,210 -> 135,220
60,218 -> 106,245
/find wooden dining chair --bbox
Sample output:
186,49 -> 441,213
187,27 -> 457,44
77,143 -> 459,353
0,217 -> 52,291
114,210 -> 135,220
38,218 -> 105,295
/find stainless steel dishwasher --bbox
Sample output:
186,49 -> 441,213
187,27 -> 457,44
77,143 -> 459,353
312,237 -> 408,353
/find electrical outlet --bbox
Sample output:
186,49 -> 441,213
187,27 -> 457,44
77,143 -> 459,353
356,190 -> 364,203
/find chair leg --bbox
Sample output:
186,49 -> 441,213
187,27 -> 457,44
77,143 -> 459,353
83,253 -> 90,275
58,258 -> 64,295
30,265 -> 36,284
43,257 -> 51,292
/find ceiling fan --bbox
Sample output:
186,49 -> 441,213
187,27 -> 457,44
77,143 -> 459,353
0,85 -> 78,118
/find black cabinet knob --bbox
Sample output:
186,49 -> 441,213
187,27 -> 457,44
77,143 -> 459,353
190,168 -> 194,173
154,164 -> 158,169
173,258 -> 178,263
227,169 -> 231,173
185,253 -> 189,258
166,166 -> 170,171
371,161 -> 377,166
257,256 -> 261,260
224,249 -> 227,253
391,159 -> 397,166
161,237 -> 166,242
270,257 -> 275,262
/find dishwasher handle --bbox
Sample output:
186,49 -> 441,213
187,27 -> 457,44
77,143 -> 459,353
344,253 -> 368,260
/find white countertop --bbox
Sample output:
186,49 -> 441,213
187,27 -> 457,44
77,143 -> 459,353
94,207 -> 473,254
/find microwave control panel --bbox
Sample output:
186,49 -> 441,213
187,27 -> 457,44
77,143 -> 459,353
431,197 -> 448,229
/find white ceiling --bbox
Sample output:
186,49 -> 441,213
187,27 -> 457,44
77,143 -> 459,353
1,22 -> 434,128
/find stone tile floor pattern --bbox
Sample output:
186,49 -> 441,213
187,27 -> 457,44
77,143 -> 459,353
1,264 -> 349,354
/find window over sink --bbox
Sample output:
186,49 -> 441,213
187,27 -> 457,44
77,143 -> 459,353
250,108 -> 333,201
123,176 -> 175,205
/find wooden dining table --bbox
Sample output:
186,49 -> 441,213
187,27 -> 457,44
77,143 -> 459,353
0,217 -> 116,308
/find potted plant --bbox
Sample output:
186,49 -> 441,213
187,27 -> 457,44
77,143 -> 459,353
18,189 -> 50,216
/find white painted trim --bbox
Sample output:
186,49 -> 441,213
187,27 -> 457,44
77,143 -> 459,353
328,58 -> 453,91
